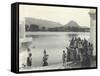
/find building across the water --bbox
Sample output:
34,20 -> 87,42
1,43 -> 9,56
19,19 -> 32,49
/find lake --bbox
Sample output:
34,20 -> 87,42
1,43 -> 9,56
19,32 -> 90,68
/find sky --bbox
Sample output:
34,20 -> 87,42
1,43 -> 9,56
19,5 -> 96,27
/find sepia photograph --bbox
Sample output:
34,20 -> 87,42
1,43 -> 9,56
18,4 -> 97,72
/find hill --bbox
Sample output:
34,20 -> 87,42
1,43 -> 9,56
25,18 -> 90,32
64,20 -> 80,28
25,17 -> 63,29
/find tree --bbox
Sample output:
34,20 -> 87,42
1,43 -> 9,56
42,27 -> 46,31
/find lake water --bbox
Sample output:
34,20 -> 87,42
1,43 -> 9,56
19,32 -> 90,68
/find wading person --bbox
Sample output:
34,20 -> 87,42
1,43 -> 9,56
62,50 -> 67,67
27,53 -> 32,67
43,50 -> 49,66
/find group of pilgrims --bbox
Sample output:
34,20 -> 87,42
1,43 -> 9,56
24,36 -> 93,68
62,37 -> 93,67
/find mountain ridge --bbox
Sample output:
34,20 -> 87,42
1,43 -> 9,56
25,17 -> 90,32
25,17 -> 63,28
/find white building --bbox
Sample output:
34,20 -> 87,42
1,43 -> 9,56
19,19 -> 32,49
89,9 -> 96,56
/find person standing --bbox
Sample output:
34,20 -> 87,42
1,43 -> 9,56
62,50 -> 67,67
43,50 -> 49,66
66,47 -> 71,62
70,37 -> 75,48
27,53 -> 32,67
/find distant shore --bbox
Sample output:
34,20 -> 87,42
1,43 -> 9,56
25,31 -> 90,36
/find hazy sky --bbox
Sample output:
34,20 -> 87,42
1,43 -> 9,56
19,5 -> 95,27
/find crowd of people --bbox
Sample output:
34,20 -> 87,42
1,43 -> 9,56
63,37 -> 93,67
23,37 -> 93,68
